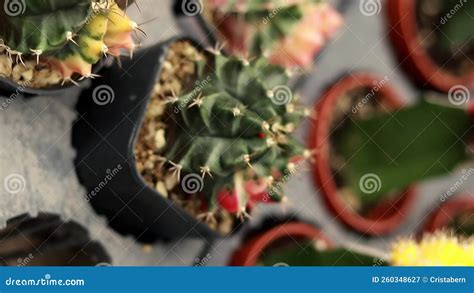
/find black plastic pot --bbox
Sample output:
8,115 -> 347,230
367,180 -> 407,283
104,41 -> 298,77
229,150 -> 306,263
0,77 -> 80,98
172,0 -> 217,49
0,0 -> 137,98
0,213 -> 111,266
0,57 -> 113,98
73,37 -> 223,242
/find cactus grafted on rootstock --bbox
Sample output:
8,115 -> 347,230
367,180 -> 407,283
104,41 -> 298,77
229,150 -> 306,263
163,52 -> 309,217
206,0 -> 343,68
0,0 -> 137,82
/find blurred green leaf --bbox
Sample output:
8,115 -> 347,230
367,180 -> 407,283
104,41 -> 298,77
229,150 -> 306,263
334,99 -> 472,204
260,244 -> 379,266
439,0 -> 474,50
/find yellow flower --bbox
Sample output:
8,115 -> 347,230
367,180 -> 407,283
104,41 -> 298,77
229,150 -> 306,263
391,232 -> 474,266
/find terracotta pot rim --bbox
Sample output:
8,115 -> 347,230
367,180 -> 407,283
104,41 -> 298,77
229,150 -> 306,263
386,0 -> 474,93
309,73 -> 417,236
230,222 -> 332,266
424,195 -> 474,233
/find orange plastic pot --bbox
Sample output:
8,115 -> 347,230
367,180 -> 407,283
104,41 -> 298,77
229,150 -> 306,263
230,222 -> 332,266
386,0 -> 474,93
309,73 -> 417,236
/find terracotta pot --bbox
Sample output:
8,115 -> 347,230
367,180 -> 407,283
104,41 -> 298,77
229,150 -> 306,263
309,73 -> 417,236
386,0 -> 474,93
424,196 -> 474,233
230,222 -> 332,266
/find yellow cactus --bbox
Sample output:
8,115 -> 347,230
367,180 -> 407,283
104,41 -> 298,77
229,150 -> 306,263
106,3 -> 137,35
391,232 -> 474,266
86,14 -> 109,40
103,3 -> 137,57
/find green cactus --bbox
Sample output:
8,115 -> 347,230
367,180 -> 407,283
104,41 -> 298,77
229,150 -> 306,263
210,0 -> 317,54
260,243 -> 379,266
205,0 -> 342,68
439,0 -> 474,51
225,1 -> 306,56
162,51 -> 308,217
0,0 -> 137,83
335,98 -> 472,204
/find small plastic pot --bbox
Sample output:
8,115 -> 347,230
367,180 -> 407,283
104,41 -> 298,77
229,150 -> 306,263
73,37 -> 230,242
0,0 -> 134,98
0,213 -> 111,266
0,77 -> 68,97
386,0 -> 474,93
424,196 -> 474,234
309,73 -> 417,236
0,58 -> 112,98
230,222 -> 332,266
172,0 -> 218,49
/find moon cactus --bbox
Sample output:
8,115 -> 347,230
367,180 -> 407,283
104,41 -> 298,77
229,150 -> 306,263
0,0 -> 138,87
136,41 -> 310,228
204,0 -> 343,69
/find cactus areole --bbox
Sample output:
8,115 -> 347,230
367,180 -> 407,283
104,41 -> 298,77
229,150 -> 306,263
136,41 -> 309,231
0,0 -> 137,88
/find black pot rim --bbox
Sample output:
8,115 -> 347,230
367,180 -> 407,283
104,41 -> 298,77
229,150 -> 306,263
0,57 -> 113,96
127,36 -> 252,237
128,36 -> 248,237
73,36 -> 233,241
